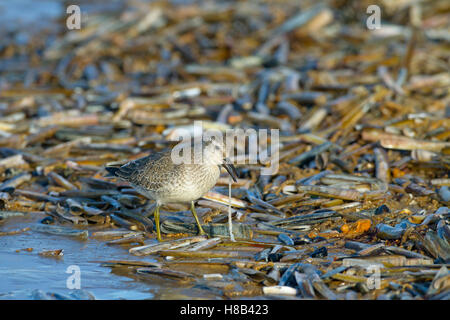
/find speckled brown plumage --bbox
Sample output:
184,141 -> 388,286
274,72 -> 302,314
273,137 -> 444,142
105,139 -> 237,241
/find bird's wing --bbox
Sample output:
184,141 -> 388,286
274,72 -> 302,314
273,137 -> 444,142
106,152 -> 167,182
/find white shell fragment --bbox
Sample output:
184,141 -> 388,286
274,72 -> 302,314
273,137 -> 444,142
263,285 -> 297,296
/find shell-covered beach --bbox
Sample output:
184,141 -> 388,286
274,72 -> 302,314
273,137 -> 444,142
0,0 -> 449,300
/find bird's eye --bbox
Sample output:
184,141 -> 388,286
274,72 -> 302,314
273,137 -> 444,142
215,145 -> 221,150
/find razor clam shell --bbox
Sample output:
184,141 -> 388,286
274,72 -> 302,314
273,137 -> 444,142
160,221 -> 253,240
263,285 -> 297,296
136,267 -> 195,281
129,236 -> 207,256
30,224 -> 88,240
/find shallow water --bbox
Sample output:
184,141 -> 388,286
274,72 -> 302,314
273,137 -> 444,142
0,214 -> 161,299
0,210 -> 235,300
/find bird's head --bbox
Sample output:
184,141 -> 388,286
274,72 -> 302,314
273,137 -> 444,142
203,135 -> 238,182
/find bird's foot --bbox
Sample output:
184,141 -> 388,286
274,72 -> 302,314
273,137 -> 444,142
195,223 -> 209,238
198,228 -> 208,237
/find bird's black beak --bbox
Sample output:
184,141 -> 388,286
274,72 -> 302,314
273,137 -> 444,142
222,158 -> 238,182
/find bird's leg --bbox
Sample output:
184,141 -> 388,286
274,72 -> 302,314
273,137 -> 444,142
154,204 -> 163,242
191,201 -> 207,236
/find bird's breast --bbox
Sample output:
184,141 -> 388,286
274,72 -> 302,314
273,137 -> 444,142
154,164 -> 220,204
